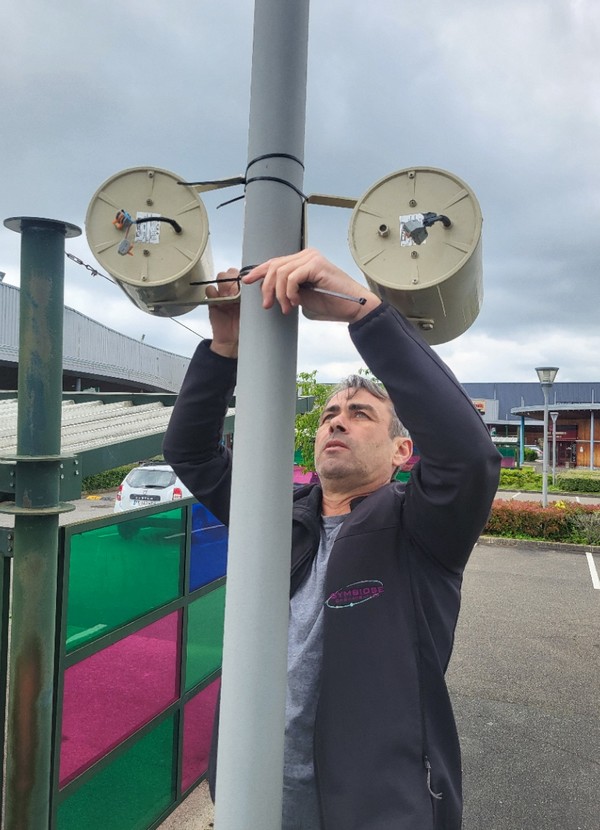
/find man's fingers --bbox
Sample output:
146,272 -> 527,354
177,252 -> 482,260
244,252 -> 314,310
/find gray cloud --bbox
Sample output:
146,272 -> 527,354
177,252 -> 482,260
2,0 -> 599,383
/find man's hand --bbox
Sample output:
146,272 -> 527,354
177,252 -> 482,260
243,249 -> 381,323
207,268 -> 241,358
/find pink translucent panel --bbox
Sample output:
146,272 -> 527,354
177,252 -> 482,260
181,679 -> 220,793
60,612 -> 181,788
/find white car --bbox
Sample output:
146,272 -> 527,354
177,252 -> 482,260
114,462 -> 193,512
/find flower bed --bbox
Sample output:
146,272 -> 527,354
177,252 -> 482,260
484,500 -> 600,545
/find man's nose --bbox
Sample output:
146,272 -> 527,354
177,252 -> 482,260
328,414 -> 347,432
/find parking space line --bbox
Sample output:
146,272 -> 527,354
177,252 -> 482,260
585,552 -> 600,590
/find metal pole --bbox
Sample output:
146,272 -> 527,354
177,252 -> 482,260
590,411 -> 595,471
214,2 -> 310,829
1,217 -> 80,829
519,415 -> 525,466
550,411 -> 558,485
542,387 -> 549,507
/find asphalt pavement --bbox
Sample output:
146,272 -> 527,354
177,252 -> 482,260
2,496 -> 598,828
163,541 -> 600,829
447,543 -> 600,830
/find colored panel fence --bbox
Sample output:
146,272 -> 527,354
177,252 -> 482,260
181,679 -> 221,793
65,508 -> 184,652
60,612 -> 181,787
56,500 -> 227,829
186,586 -> 226,692
57,715 -> 177,830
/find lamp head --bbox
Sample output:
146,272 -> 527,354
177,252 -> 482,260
535,366 -> 559,386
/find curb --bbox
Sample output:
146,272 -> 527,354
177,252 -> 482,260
496,489 -> 600,500
477,535 -> 599,555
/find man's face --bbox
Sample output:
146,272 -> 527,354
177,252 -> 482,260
314,388 -> 411,490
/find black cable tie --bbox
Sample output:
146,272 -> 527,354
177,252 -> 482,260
245,152 -> 305,174
239,264 -> 259,277
190,264 -> 259,285
245,176 -> 307,201
216,193 -> 246,209
189,276 -> 242,286
216,175 -> 306,209
176,176 -> 246,187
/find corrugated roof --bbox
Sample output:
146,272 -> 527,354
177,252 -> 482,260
0,281 -> 192,392
0,397 -> 181,456
1,393 -> 311,500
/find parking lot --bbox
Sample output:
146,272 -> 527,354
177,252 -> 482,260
2,499 -> 598,829
447,543 -> 600,830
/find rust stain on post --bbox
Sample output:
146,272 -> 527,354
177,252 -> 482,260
8,640 -> 42,829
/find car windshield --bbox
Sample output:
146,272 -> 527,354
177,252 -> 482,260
127,469 -> 176,489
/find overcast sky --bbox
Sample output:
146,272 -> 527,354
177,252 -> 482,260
2,0 -> 599,384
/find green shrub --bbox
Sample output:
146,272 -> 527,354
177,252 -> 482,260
570,512 -> 600,545
483,500 -> 600,544
498,468 -> 543,490
82,464 -> 138,493
555,471 -> 600,493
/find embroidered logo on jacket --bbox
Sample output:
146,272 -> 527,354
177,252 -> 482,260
325,579 -> 384,609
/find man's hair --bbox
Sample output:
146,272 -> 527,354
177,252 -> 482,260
325,375 -> 410,440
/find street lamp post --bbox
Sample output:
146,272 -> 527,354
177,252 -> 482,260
535,367 -> 559,507
550,411 -> 559,485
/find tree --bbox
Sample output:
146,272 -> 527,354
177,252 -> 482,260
295,371 -> 331,472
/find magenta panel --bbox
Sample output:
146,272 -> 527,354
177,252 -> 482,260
181,679 -> 220,793
60,612 -> 181,787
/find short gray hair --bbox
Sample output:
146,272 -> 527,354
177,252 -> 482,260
325,375 -> 410,440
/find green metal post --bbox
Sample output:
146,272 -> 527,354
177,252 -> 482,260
1,217 -> 80,830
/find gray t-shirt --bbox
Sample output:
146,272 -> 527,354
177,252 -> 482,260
282,514 -> 345,830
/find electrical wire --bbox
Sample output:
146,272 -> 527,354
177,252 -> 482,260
65,252 -> 207,340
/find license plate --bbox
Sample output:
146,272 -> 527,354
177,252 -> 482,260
131,494 -> 161,503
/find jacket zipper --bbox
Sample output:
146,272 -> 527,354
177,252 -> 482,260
405,545 -> 445,806
424,755 -> 443,800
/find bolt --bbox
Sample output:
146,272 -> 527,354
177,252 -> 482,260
142,276 -> 148,281
148,171 -> 154,178
412,278 -> 419,284
411,251 -> 419,259
420,322 -> 434,331
146,198 -> 154,206
143,249 -> 150,257
408,171 -> 416,179
409,199 -> 417,208
378,224 -> 390,238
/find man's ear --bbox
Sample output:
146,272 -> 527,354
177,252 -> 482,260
392,437 -> 413,469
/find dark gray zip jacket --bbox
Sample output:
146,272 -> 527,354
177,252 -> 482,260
163,302 -> 501,830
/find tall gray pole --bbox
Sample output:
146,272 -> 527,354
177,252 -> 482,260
214,1 -> 310,828
550,411 -> 558,485
542,387 -> 549,508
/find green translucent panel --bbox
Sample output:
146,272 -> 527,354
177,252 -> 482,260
66,510 -> 184,652
186,585 -> 226,691
57,715 -> 176,830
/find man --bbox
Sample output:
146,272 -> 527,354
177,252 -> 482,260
163,249 -> 501,830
